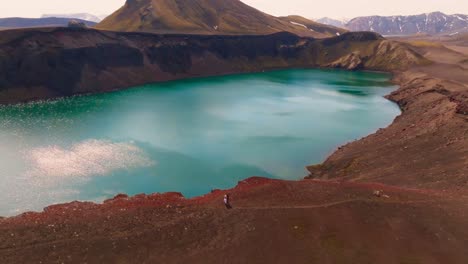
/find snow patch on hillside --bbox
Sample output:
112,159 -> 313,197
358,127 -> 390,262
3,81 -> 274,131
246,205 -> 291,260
290,21 -> 308,29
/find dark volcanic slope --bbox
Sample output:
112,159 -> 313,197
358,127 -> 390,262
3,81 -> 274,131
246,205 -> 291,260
346,12 -> 468,35
0,17 -> 96,30
0,28 -> 425,104
96,0 -> 344,37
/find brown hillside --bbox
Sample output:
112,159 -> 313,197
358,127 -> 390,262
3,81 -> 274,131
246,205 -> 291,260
279,15 -> 347,37
96,0 -> 344,37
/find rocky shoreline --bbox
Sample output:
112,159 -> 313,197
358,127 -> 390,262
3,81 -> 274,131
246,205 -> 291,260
307,65 -> 467,189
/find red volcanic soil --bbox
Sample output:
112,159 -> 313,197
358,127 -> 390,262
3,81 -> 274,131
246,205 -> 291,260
1,178 -> 468,264
0,36 -> 467,263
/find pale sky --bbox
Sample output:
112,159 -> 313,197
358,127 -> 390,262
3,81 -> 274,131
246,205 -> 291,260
0,0 -> 467,19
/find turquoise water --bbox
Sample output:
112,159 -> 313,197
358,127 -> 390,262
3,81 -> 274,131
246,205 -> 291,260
0,69 -> 400,216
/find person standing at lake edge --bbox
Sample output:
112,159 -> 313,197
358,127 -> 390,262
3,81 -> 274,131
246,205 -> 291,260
224,194 -> 232,209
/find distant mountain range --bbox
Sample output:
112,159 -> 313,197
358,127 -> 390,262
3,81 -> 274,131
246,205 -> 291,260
41,13 -> 105,23
317,12 -> 468,35
4,7 -> 464,37
0,17 -> 97,29
96,0 -> 345,38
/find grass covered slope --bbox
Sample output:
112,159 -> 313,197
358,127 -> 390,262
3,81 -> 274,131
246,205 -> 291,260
96,0 -> 344,37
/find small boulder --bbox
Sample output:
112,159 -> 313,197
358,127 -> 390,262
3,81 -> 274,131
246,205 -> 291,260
104,193 -> 129,203
113,194 -> 129,200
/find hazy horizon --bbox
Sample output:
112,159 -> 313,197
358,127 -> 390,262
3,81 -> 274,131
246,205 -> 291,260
0,0 -> 467,20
